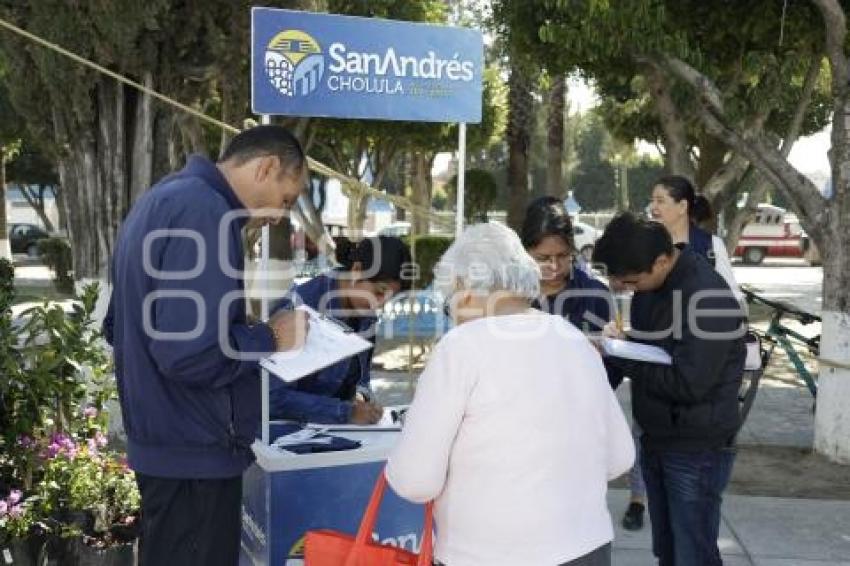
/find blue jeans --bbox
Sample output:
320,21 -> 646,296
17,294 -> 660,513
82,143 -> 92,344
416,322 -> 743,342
641,447 -> 736,566
629,422 -> 646,499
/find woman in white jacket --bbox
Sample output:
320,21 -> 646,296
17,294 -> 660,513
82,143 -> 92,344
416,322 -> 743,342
386,223 -> 634,566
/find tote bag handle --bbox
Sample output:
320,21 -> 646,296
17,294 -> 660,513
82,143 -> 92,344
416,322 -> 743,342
345,468 -> 434,566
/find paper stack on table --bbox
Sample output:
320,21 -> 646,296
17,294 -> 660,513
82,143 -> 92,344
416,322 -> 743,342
261,305 -> 373,383
306,405 -> 409,432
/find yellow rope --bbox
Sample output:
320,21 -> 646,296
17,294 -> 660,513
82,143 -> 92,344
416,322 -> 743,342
0,16 -> 452,228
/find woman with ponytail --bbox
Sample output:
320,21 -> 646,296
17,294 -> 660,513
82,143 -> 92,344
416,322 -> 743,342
649,175 -> 738,292
269,235 -> 412,424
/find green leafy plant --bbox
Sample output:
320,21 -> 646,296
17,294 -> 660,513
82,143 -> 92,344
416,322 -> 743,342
1,283 -> 113,491
36,443 -> 139,547
0,489 -> 37,541
37,238 -> 74,294
447,169 -> 499,223
404,235 -> 453,289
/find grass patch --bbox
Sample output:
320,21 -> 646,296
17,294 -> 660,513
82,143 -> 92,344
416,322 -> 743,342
11,284 -> 73,306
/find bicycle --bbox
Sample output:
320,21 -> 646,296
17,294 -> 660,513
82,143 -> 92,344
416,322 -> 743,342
740,285 -> 821,404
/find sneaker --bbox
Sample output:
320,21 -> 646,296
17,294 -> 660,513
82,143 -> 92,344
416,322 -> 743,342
622,501 -> 645,531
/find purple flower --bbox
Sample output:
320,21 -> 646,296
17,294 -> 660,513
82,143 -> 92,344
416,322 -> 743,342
83,406 -> 98,419
7,490 -> 22,505
7,504 -> 23,518
42,442 -> 61,460
0,500 -> 7,516
94,431 -> 108,448
87,438 -> 98,454
17,435 -> 35,449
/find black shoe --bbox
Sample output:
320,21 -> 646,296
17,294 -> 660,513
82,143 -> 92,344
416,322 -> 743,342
622,501 -> 645,531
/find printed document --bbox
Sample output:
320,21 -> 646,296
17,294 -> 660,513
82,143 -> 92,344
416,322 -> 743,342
261,305 -> 372,382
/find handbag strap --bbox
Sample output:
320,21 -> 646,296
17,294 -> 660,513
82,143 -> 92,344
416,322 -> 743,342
346,468 -> 435,566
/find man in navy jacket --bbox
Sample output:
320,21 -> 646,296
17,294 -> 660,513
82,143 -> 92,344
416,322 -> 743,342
593,213 -> 746,566
104,126 -> 309,566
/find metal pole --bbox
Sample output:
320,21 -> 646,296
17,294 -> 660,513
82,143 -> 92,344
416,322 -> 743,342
260,114 -> 271,446
456,123 -> 467,238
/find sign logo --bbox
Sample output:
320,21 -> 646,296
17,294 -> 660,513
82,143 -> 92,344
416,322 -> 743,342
264,30 -> 324,97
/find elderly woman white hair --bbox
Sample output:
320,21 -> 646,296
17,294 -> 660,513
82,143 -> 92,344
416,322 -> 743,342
387,223 -> 634,566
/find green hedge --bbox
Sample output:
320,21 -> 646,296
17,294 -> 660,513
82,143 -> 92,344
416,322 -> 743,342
404,235 -> 453,289
1,257 -> 13,311
38,238 -> 74,294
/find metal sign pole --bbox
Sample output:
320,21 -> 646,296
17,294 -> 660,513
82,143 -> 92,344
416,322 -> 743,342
260,114 -> 271,446
456,122 -> 467,238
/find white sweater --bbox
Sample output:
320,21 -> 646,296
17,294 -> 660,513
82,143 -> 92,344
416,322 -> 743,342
386,312 -> 634,566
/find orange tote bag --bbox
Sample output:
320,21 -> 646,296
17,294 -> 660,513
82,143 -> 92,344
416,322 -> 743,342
304,469 -> 434,566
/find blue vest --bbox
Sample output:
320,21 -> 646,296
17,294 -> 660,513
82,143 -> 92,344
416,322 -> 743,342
688,224 -> 715,267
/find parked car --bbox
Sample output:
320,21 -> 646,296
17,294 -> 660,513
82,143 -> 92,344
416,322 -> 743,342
9,223 -> 50,257
573,221 -> 600,262
734,204 -> 805,265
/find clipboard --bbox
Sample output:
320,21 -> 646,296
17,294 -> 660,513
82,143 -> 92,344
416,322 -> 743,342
261,305 -> 373,382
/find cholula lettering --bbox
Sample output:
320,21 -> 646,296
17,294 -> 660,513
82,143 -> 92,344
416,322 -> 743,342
328,43 -> 474,82
328,75 -> 404,94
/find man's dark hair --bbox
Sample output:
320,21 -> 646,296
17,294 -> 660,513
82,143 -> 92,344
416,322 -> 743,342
219,125 -> 305,174
592,213 -> 674,276
520,196 -> 575,251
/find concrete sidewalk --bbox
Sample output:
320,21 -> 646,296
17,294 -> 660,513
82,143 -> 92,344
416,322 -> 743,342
607,489 -> 850,565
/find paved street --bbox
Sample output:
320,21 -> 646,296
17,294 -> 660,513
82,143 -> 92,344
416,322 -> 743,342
733,258 -> 823,315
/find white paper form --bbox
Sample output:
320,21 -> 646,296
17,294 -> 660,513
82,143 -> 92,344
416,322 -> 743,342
599,337 -> 673,365
305,405 -> 409,432
260,305 -> 373,383
597,337 -> 760,370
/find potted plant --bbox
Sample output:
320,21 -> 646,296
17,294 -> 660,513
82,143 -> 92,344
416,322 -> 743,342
0,489 -> 41,566
34,431 -> 140,565
0,274 -> 139,565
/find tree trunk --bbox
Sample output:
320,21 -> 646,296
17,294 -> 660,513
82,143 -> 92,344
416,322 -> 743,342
721,50 -> 820,249
53,77 -> 158,281
645,64 -> 696,181
411,152 -> 431,235
615,160 -> 629,212
695,137 -> 729,190
546,75 -> 566,198
0,151 -> 9,260
346,185 -> 369,235
55,186 -> 68,234
662,37 -> 850,461
813,0 -> 850,463
19,186 -> 54,232
129,72 -> 154,204
815,202 -> 850,463
720,170 -> 763,249
506,64 -> 533,230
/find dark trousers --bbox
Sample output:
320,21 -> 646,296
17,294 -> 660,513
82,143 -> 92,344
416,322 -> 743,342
135,473 -> 242,566
641,448 -> 736,566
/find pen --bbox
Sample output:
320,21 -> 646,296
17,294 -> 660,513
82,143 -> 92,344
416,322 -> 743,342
612,294 -> 624,333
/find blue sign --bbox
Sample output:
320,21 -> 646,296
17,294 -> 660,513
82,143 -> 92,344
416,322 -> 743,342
251,8 -> 483,123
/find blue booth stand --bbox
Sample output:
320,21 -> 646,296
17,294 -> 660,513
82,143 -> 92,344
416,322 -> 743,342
239,424 -> 426,565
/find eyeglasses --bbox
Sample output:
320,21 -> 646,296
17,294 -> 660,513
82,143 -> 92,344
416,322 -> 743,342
531,252 -> 572,265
